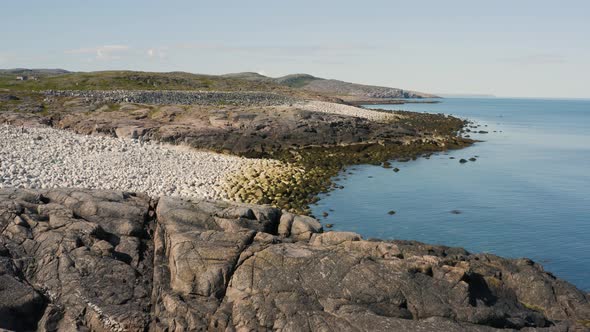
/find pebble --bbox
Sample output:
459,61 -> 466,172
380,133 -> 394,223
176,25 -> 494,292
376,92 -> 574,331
299,101 -> 401,122
0,124 -> 273,201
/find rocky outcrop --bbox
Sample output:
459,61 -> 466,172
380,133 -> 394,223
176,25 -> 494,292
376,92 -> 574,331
0,96 -> 467,158
0,188 -> 154,331
1,188 -> 589,331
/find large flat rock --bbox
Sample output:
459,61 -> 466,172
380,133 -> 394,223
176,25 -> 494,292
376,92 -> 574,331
0,188 -> 588,331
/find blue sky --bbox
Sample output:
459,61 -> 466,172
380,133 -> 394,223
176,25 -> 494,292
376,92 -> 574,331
1,0 -> 589,98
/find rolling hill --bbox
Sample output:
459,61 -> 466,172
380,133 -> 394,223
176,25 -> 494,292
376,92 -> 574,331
0,69 -> 438,102
224,72 -> 439,99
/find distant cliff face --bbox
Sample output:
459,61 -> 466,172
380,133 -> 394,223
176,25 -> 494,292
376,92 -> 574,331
300,77 -> 439,99
224,72 -> 439,99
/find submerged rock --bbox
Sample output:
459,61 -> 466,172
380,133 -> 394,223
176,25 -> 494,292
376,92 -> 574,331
459,158 -> 468,163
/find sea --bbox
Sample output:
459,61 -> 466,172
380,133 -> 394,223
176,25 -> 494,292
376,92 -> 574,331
311,97 -> 590,291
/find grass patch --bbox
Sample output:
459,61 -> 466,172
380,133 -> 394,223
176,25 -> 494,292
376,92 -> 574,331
520,301 -> 545,313
0,71 -> 308,97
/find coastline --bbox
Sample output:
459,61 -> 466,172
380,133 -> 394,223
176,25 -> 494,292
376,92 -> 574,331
2,187 -> 589,331
346,98 -> 441,106
0,89 -> 471,215
2,88 -> 588,330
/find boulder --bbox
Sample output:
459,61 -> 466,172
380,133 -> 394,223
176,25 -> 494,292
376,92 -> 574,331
309,231 -> 361,246
115,125 -> 147,139
290,215 -> 323,241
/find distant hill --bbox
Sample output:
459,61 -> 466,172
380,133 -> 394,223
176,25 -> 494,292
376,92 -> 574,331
0,68 -> 70,76
223,72 -> 439,99
0,69 -> 437,101
0,69 -> 332,101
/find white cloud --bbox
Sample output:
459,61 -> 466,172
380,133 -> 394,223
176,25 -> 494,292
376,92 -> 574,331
146,47 -> 167,59
65,45 -> 130,60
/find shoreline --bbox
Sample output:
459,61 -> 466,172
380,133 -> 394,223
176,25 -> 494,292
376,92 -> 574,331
1,187 -> 588,330
0,90 -> 472,214
346,98 -> 442,106
1,91 -> 589,330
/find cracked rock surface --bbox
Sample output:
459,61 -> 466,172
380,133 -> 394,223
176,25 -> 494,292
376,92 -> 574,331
0,188 -> 589,331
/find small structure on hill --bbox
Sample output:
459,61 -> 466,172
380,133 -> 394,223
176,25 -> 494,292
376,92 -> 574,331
15,75 -> 38,81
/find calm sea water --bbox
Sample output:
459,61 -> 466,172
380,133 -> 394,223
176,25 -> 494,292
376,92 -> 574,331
311,98 -> 590,291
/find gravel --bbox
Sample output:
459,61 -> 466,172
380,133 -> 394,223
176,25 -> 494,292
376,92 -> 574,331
298,101 -> 401,122
0,124 -> 279,200
44,90 -> 298,106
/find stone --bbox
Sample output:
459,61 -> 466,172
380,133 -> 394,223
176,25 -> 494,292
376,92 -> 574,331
1,188 -> 589,331
309,231 -> 361,246
278,212 -> 295,237
290,215 -> 323,241
115,126 -> 147,139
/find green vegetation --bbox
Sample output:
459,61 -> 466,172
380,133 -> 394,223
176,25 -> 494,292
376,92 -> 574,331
520,301 -> 545,313
0,70 -> 307,96
231,137 -> 470,215
274,74 -> 319,88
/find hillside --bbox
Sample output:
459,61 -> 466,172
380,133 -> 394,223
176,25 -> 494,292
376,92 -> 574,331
0,68 -> 70,76
0,70 -> 279,91
224,72 -> 439,99
0,69 -> 438,103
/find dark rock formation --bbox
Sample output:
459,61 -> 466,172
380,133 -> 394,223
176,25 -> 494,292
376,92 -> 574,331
1,188 -> 589,331
0,96 -> 469,159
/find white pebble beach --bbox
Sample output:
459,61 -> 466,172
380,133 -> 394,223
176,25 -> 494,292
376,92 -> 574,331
0,124 -> 281,201
299,101 -> 401,122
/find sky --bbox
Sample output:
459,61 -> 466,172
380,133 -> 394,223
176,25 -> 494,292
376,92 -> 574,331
1,0 -> 589,98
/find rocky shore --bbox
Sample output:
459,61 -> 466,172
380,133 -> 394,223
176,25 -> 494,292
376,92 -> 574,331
1,89 -> 472,213
1,188 -> 588,331
1,85 -> 590,331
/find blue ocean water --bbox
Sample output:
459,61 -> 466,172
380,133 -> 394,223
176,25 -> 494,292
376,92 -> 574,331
311,98 -> 590,291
